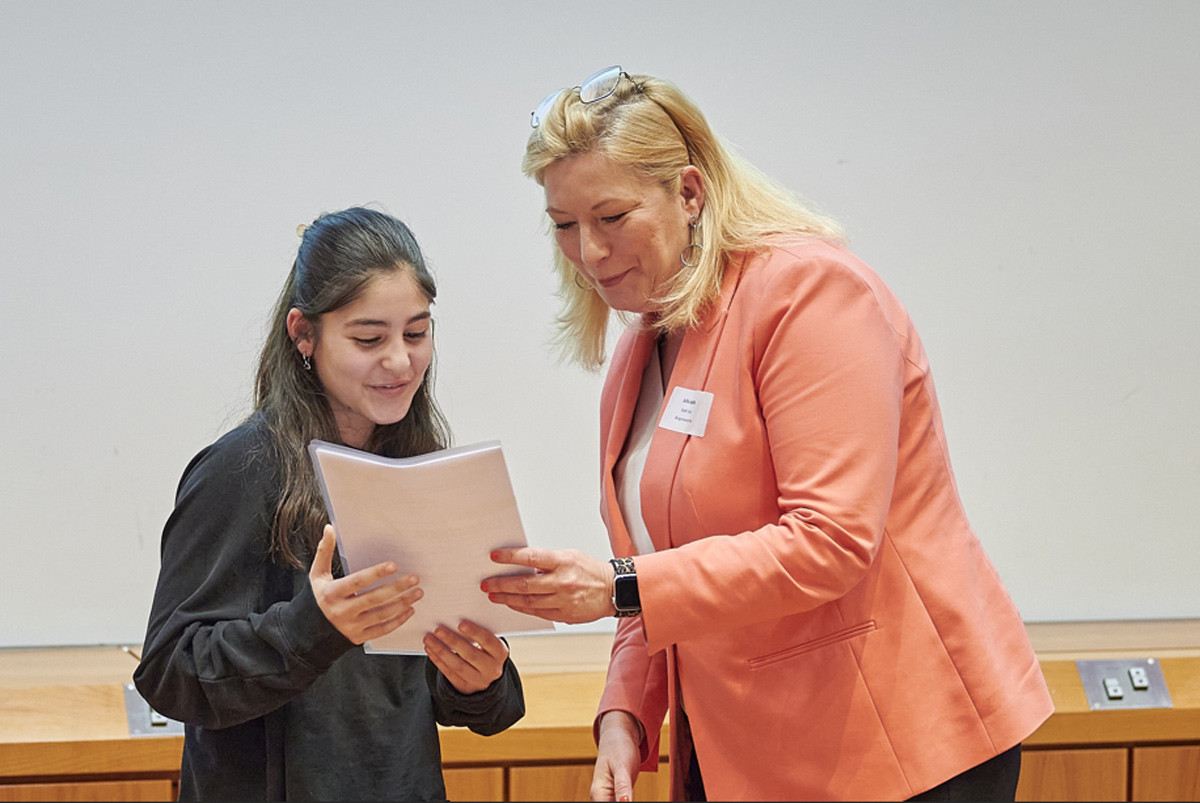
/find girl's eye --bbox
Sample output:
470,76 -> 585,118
353,337 -> 381,346
404,329 -> 429,340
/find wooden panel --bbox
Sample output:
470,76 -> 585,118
440,723 -> 670,766
439,672 -> 609,764
442,767 -> 503,802
1025,656 -> 1200,747
0,634 -> 1198,792
1015,748 -> 1127,802
440,728 -> 601,765
0,779 -> 174,801
1132,745 -> 1200,802
509,765 -> 591,803
0,739 -> 184,780
0,686 -> 130,743
508,763 -> 669,802
0,649 -> 140,689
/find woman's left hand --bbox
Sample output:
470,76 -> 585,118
484,548 -> 616,624
424,620 -> 509,695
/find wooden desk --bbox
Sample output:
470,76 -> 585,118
1015,620 -> 1200,802
1,621 -> 1197,802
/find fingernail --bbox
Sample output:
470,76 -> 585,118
490,550 -> 500,560
480,580 -> 488,592
488,593 -> 498,602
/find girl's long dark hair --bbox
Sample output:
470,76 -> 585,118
254,207 -> 451,568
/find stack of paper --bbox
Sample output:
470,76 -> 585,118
309,440 -> 554,654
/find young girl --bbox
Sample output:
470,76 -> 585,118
135,207 -> 524,801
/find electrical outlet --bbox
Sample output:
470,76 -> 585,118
1129,666 -> 1150,690
1076,658 -> 1173,710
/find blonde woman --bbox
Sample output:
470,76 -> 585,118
486,67 -> 1051,801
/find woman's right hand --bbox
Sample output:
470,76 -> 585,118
309,525 -> 423,644
591,710 -> 643,802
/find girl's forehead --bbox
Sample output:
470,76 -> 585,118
332,272 -> 430,322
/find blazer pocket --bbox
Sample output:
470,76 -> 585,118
748,620 -> 877,670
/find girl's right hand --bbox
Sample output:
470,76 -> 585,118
309,525 -> 423,644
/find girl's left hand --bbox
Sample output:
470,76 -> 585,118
424,620 -> 509,695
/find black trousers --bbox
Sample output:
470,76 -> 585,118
683,743 -> 1022,802
908,744 -> 1022,801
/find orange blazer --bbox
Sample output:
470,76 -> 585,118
595,237 -> 1053,801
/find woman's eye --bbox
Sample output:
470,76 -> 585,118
553,220 -> 576,231
353,337 -> 381,346
601,212 -> 627,224
404,329 -> 428,340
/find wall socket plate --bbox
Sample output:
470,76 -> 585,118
123,683 -> 185,736
1075,658 -> 1173,710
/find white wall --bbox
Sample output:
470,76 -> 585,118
1,1 -> 1197,647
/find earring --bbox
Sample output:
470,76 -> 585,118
680,214 -> 703,268
302,353 -> 312,371
574,270 -> 592,290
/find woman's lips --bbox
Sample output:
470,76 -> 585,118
597,268 -> 632,289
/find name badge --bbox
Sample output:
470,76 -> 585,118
658,386 -> 714,437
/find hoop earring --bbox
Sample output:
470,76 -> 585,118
574,270 -> 592,290
302,353 -> 312,371
680,214 -> 703,268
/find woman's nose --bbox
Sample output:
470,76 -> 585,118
579,225 -> 609,268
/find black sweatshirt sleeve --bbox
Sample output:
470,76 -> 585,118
425,654 -> 526,736
134,424 -> 355,729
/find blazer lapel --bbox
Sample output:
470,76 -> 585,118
600,326 -> 658,557
640,256 -> 748,550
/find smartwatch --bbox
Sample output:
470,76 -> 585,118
609,557 -> 641,617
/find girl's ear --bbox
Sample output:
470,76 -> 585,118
285,308 -> 314,357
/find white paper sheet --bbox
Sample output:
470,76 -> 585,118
308,439 -> 554,654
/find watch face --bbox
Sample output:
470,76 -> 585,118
614,573 -> 640,611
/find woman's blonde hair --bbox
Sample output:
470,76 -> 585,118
523,71 -> 845,371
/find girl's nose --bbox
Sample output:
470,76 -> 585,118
381,340 -> 412,373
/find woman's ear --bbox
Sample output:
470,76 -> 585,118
679,165 -> 706,221
285,308 -> 314,357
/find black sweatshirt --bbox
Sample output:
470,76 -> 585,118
134,416 -> 525,801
